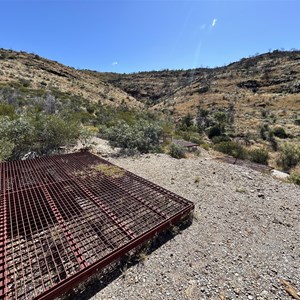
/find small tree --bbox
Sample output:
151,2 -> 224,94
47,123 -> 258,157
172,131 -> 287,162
0,116 -> 34,159
259,124 -> 269,140
196,108 -> 210,132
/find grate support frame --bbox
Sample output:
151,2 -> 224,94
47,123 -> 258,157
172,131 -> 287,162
0,152 -> 194,300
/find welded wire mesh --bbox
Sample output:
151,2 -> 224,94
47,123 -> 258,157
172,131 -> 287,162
0,152 -> 194,300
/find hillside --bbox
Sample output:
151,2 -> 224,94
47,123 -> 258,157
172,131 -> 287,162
1,48 -> 299,138
0,49 -> 142,108
99,50 -> 300,136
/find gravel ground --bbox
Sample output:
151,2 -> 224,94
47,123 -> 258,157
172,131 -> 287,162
82,145 -> 300,300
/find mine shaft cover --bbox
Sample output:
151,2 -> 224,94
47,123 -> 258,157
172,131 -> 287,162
0,152 -> 194,299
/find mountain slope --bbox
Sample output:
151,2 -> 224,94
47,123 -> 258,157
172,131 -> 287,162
0,49 -> 143,108
100,50 -> 300,135
1,48 -> 299,137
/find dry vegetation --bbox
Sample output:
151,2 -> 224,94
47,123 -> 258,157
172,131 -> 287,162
0,49 -> 142,108
1,48 -> 299,174
99,50 -> 300,137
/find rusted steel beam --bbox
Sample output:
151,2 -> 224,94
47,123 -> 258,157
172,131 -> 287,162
0,152 -> 194,300
47,155 -> 136,240
22,158 -> 88,270
0,162 -> 8,299
37,205 -> 192,300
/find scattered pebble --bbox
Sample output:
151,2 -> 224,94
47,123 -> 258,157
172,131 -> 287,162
78,145 -> 300,300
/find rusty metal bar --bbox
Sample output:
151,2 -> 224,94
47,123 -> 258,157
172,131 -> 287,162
0,162 -> 8,299
22,158 -> 88,270
0,152 -> 194,300
46,155 -> 136,239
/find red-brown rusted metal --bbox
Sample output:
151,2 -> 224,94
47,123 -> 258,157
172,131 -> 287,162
0,152 -> 194,300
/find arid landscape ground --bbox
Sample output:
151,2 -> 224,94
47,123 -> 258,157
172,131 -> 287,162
66,140 -> 300,300
1,49 -> 300,299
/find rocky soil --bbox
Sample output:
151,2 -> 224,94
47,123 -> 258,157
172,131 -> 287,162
79,148 -> 300,300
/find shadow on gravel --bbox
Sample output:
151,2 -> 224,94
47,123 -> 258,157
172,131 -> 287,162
63,216 -> 193,300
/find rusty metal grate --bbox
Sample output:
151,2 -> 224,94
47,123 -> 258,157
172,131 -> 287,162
0,152 -> 194,300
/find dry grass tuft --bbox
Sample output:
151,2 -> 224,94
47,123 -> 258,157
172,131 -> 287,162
94,164 -> 125,178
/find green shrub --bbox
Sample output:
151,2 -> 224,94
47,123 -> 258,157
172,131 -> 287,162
34,114 -> 80,154
201,143 -> 210,151
277,143 -> 300,171
106,120 -> 162,154
207,126 -> 221,139
194,149 -> 201,156
211,135 -> 231,144
214,141 -> 247,160
0,116 -> 34,159
169,143 -> 186,159
248,148 -> 269,165
0,138 -> 14,161
79,125 -> 99,147
259,124 -> 269,140
268,134 -> 278,151
0,104 -> 15,117
273,126 -> 288,139
289,171 -> 300,185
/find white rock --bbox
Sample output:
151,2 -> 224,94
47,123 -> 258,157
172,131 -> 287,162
271,169 -> 289,179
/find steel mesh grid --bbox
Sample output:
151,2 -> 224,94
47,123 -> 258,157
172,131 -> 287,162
0,152 -> 194,300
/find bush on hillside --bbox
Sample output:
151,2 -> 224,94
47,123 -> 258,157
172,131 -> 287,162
106,120 -> 162,154
259,124 -> 269,140
211,135 -> 231,144
207,126 -> 221,139
169,143 -> 186,159
34,114 -> 80,154
79,125 -> 99,147
248,148 -> 269,165
273,126 -> 288,139
0,138 -> 15,162
0,116 -> 34,159
289,171 -> 300,185
276,143 -> 300,171
214,141 -> 247,160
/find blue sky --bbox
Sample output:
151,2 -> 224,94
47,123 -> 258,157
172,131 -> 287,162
0,0 -> 299,73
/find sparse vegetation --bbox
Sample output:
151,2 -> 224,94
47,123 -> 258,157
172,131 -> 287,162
289,171 -> 300,185
169,143 -> 186,159
0,48 -> 300,171
105,120 -> 162,154
94,164 -> 125,178
273,126 -> 288,139
0,138 -> 14,161
248,148 -> 269,165
277,143 -> 300,171
214,141 -> 247,161
79,125 -> 99,148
